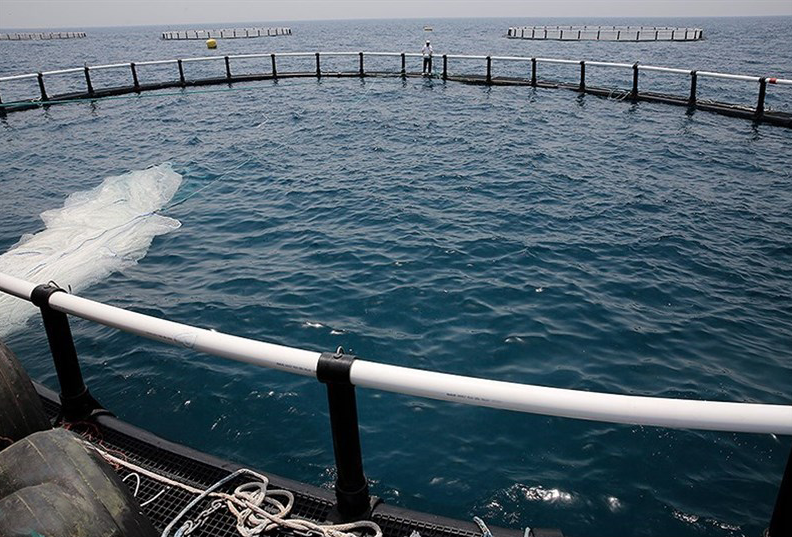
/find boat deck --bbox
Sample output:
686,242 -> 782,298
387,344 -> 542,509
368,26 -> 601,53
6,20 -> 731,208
34,384 -> 563,537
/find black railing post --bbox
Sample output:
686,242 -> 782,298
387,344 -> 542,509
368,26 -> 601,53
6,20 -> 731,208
442,54 -> 447,80
130,62 -> 140,92
579,60 -> 586,91
689,70 -> 697,106
768,445 -> 792,536
31,284 -> 102,421
317,348 -> 372,520
37,72 -> 48,101
177,59 -> 185,86
400,52 -> 406,77
316,52 -> 321,78
271,54 -> 277,78
224,55 -> 232,80
632,62 -> 639,101
359,52 -> 364,77
486,56 -> 492,84
756,77 -> 767,119
531,57 -> 537,86
84,66 -> 94,96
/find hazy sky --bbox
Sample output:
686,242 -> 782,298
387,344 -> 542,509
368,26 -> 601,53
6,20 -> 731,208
2,0 -> 791,29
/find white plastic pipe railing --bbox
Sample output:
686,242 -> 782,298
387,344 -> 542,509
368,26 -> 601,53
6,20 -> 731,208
135,59 -> 179,67
445,54 -> 488,60
490,56 -> 533,62
535,58 -> 581,65
181,56 -> 227,63
638,66 -> 692,75
41,67 -> 85,76
1,271 -> 790,435
697,71 -> 761,82
586,61 -> 635,69
90,63 -> 132,71
0,73 -> 39,82
230,53 -> 277,60
364,52 -> 405,57
1,52 -> 790,85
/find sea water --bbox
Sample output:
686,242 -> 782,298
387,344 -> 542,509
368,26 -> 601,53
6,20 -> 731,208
1,17 -> 791,537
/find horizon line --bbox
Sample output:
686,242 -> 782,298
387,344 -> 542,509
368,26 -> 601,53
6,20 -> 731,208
2,13 -> 791,31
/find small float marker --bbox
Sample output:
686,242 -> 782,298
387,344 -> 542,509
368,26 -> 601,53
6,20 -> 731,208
206,38 -> 217,49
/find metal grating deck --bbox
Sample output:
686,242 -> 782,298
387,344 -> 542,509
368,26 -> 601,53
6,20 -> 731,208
37,387 -> 561,537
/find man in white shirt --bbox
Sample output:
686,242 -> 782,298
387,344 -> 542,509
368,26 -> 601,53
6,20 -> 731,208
422,40 -> 433,75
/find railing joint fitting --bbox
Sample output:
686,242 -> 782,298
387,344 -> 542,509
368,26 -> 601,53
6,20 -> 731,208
317,347 -> 356,385
31,283 -> 65,308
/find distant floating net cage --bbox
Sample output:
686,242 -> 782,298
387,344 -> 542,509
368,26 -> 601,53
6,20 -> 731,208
161,27 -> 291,40
0,32 -> 86,41
0,51 -> 789,127
507,25 -> 703,42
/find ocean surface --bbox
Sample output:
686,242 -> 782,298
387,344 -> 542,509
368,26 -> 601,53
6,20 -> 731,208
1,17 -> 791,537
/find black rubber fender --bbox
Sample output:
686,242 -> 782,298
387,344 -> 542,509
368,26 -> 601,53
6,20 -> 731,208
0,427 -> 157,537
0,339 -> 50,449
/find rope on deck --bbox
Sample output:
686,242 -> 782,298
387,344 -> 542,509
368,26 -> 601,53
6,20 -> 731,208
88,442 -> 383,537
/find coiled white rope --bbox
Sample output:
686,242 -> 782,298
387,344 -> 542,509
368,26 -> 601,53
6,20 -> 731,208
86,442 -> 382,537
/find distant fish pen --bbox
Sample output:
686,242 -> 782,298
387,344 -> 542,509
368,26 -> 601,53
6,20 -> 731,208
161,27 -> 291,40
507,26 -> 703,42
0,51 -> 789,127
0,32 -> 86,41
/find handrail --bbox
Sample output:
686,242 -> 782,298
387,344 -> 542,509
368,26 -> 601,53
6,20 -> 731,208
587,61 -> 634,69
0,73 -> 38,82
90,62 -> 133,71
697,71 -> 762,82
534,57 -> 581,65
1,51 -> 788,85
638,65 -> 692,75
41,67 -> 85,76
135,59 -> 179,67
180,56 -> 226,63
1,271 -> 790,435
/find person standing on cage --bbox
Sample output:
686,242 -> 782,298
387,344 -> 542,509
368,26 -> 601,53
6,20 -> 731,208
422,40 -> 433,75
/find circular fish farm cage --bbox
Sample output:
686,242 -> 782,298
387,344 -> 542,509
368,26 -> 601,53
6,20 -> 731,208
1,41 -> 791,537
0,51 -> 790,126
507,26 -> 704,42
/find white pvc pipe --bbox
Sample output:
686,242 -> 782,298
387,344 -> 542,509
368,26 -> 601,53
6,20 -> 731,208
446,55 -> 488,60
180,56 -> 226,63
90,63 -> 132,71
350,361 -> 792,434
0,272 -> 34,300
227,53 -> 271,60
42,67 -> 84,76
774,79 -> 792,86
51,291 -> 320,377
490,56 -> 532,62
697,71 -> 761,82
1,271 -> 790,435
0,73 -> 38,82
135,59 -> 179,67
639,66 -> 692,75
586,61 -> 635,69
536,58 -> 580,65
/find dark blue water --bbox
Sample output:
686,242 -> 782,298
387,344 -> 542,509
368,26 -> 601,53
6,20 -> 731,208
1,17 -> 791,537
